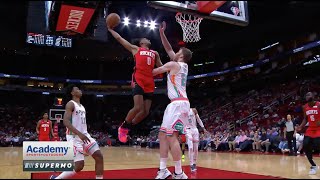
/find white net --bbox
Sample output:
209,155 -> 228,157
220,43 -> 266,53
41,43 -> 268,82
175,12 -> 203,43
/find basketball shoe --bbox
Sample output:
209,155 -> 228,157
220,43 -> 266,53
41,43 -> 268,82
118,121 -> 129,143
172,171 -> 188,179
309,166 -> 318,175
155,168 -> 172,179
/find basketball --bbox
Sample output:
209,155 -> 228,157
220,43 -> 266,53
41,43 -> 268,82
106,13 -> 121,29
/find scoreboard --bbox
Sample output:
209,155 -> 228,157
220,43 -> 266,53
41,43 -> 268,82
26,33 -> 72,48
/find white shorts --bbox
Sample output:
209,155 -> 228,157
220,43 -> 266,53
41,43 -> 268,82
186,127 -> 199,142
66,133 -> 100,162
160,100 -> 190,136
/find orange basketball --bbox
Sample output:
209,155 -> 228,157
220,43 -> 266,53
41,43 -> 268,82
106,13 -> 121,29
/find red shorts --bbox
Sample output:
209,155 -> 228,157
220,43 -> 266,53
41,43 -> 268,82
39,136 -> 50,141
180,135 -> 186,143
132,73 -> 155,94
305,129 -> 320,138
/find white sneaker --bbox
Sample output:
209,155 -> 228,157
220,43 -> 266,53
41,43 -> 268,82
155,168 -> 172,179
172,172 -> 188,179
309,166 -> 318,175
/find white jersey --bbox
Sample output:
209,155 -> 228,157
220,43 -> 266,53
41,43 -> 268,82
167,62 -> 188,100
66,100 -> 88,135
187,109 -> 204,129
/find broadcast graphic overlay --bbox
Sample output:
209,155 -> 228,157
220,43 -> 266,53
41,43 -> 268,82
23,141 -> 74,172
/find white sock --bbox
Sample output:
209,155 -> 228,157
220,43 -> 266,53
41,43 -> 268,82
96,175 -> 103,179
193,142 -> 199,165
187,140 -> 194,166
174,160 -> 182,174
160,158 -> 168,170
188,148 -> 194,166
55,170 -> 76,179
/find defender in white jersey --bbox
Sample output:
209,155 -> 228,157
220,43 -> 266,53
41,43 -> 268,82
186,108 -> 207,172
153,21 -> 193,179
51,85 -> 104,179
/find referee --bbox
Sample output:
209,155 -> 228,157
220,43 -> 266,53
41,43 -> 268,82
284,114 -> 297,156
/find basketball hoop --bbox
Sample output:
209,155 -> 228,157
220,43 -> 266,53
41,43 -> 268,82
175,12 -> 203,43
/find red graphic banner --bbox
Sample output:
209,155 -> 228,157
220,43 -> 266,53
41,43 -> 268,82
56,5 -> 95,34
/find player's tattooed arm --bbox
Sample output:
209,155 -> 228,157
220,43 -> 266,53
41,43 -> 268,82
63,102 -> 90,143
107,28 -> 139,55
159,21 -> 175,60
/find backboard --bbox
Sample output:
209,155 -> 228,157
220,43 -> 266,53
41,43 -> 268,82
147,1 -> 249,26
49,109 -> 65,121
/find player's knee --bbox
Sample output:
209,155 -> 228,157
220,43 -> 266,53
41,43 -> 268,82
93,151 -> 104,163
133,104 -> 144,114
74,161 -> 84,172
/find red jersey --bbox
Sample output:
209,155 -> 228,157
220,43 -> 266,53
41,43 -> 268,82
39,119 -> 51,141
132,47 -> 156,93
305,101 -> 320,138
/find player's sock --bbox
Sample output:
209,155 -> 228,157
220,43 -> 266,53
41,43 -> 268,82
96,175 -> 103,179
188,140 -> 194,165
193,142 -> 199,164
174,160 -> 182,174
55,170 -> 76,179
160,158 -> 168,170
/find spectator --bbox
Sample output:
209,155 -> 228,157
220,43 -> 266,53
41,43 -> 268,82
235,131 -> 248,152
252,132 -> 261,151
260,130 -> 271,153
229,131 -> 239,151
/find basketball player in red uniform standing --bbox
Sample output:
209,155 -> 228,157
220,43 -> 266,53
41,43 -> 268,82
36,112 -> 54,141
107,26 -> 163,143
297,92 -> 320,175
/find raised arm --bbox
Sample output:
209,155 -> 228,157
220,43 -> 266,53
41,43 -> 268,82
108,28 -> 139,55
159,21 -> 175,60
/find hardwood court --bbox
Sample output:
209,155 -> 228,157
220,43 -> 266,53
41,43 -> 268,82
1,146 -> 320,179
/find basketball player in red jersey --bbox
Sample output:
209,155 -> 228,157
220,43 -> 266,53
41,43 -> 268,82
297,92 -> 320,175
107,26 -> 163,143
36,112 -> 54,141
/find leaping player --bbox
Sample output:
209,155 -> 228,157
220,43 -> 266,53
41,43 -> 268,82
186,108 -> 207,172
297,92 -> 320,175
50,85 -> 104,179
107,25 -> 163,143
153,21 -> 192,179
36,112 -> 54,141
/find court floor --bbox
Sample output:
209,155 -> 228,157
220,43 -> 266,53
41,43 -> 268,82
1,146 -> 320,179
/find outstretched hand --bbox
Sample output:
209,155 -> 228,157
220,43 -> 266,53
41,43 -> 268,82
159,21 -> 166,33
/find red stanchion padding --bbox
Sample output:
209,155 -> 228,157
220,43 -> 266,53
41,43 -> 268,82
196,1 -> 226,14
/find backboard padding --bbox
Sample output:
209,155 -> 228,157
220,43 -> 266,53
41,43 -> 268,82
147,1 -> 249,26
